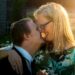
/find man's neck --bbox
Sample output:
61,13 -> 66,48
21,43 -> 39,56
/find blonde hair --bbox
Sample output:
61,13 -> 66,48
34,2 -> 75,53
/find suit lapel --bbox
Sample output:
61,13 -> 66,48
12,47 -> 32,75
8,48 -> 23,75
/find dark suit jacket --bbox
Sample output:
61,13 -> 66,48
0,47 -> 35,75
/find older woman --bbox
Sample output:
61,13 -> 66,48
33,2 -> 75,75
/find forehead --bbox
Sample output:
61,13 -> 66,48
35,14 -> 48,24
27,20 -> 37,30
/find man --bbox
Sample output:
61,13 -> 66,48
0,18 -> 48,75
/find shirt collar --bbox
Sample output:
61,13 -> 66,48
14,45 -> 33,64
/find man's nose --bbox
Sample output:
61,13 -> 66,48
38,26 -> 44,31
38,27 -> 42,32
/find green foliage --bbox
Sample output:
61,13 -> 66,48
11,0 -> 28,22
0,33 -> 11,47
34,51 -> 50,72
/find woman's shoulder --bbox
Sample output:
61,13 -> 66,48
64,47 -> 75,54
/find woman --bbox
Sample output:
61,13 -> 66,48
33,2 -> 75,75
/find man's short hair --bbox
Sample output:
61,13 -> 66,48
11,18 -> 32,46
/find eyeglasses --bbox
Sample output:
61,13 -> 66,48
37,20 -> 51,30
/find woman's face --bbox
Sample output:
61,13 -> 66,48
35,14 -> 54,42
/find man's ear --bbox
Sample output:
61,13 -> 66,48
24,34 -> 31,40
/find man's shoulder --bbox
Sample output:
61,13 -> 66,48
0,49 -> 22,69
0,52 -> 18,75
0,51 -> 9,65
0,50 -> 12,67
0,50 -> 8,59
0,49 -> 23,75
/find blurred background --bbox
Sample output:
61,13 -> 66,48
0,0 -> 75,47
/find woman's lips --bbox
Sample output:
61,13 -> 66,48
41,32 -> 48,40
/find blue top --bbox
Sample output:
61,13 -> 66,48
34,47 -> 75,75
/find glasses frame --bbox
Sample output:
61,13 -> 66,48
37,20 -> 52,30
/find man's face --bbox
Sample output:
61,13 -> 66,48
27,20 -> 44,47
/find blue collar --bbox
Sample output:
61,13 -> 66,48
14,45 -> 33,64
